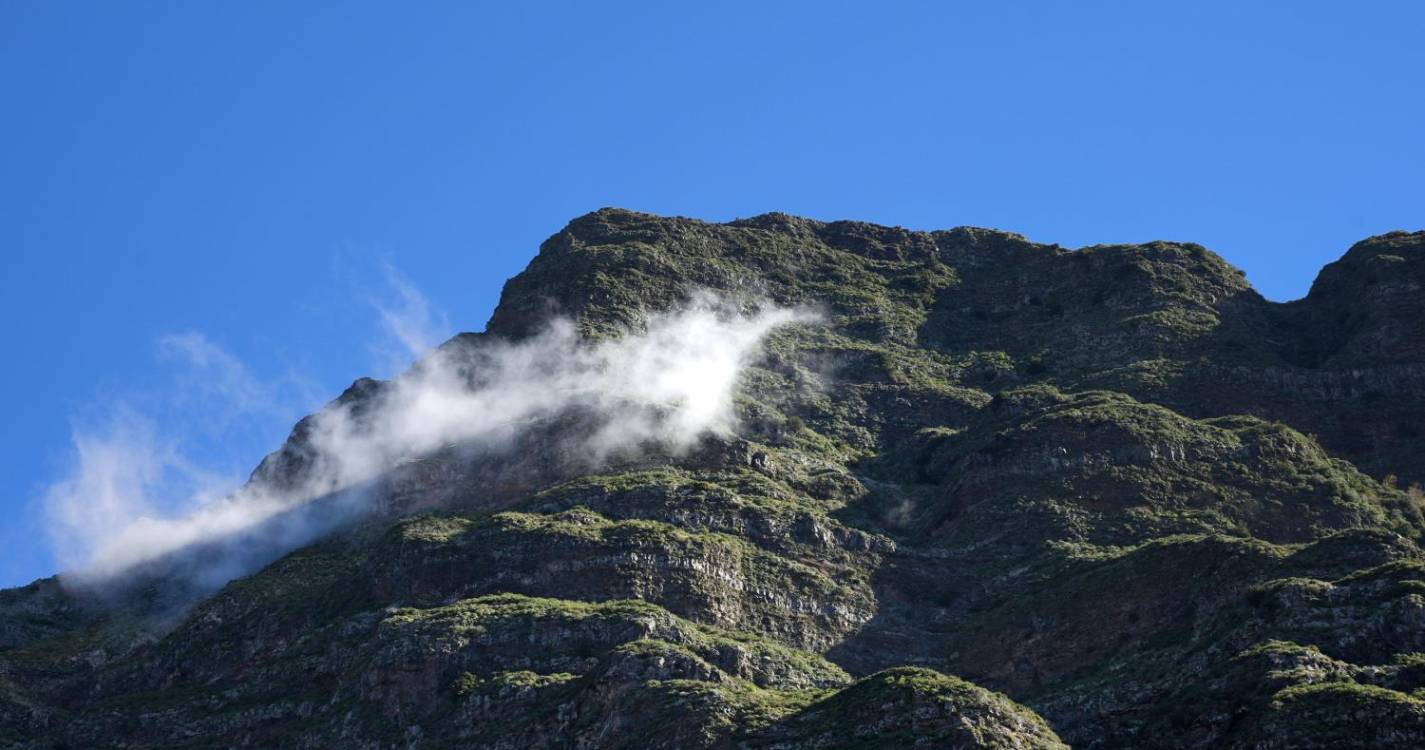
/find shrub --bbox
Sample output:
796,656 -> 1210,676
1407,484 -> 1425,514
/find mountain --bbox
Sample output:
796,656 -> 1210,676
4,209 -> 1425,749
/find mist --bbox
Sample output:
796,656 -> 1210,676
42,292 -> 812,592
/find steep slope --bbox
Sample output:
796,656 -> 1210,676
2,210 -> 1423,748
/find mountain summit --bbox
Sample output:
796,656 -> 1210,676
4,210 -> 1425,748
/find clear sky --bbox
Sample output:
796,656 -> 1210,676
2,2 -> 1422,587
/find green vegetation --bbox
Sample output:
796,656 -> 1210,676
4,213 -> 1423,748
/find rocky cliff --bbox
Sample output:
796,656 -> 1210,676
3,210 -> 1424,748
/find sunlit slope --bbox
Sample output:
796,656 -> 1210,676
3,210 -> 1423,748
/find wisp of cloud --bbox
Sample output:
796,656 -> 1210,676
43,292 -> 811,592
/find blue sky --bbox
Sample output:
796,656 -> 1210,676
2,2 -> 1422,587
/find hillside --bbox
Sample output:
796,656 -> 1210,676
4,209 -> 1425,748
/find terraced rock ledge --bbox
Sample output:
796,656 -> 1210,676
3,210 -> 1424,748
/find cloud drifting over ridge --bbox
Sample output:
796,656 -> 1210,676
42,291 -> 811,590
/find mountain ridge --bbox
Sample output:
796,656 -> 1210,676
3,210 -> 1424,748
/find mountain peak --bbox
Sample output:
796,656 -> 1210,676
6,210 -> 1425,748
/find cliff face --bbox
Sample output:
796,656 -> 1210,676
4,210 -> 1425,749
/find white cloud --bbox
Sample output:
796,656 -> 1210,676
42,287 -> 814,592
42,407 -> 232,575
157,331 -> 279,421
373,266 -> 451,362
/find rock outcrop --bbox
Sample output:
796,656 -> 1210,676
3,210 -> 1423,748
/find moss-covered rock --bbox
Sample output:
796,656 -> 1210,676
4,212 -> 1423,748
746,667 -> 1067,749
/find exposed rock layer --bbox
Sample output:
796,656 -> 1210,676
3,210 -> 1424,748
